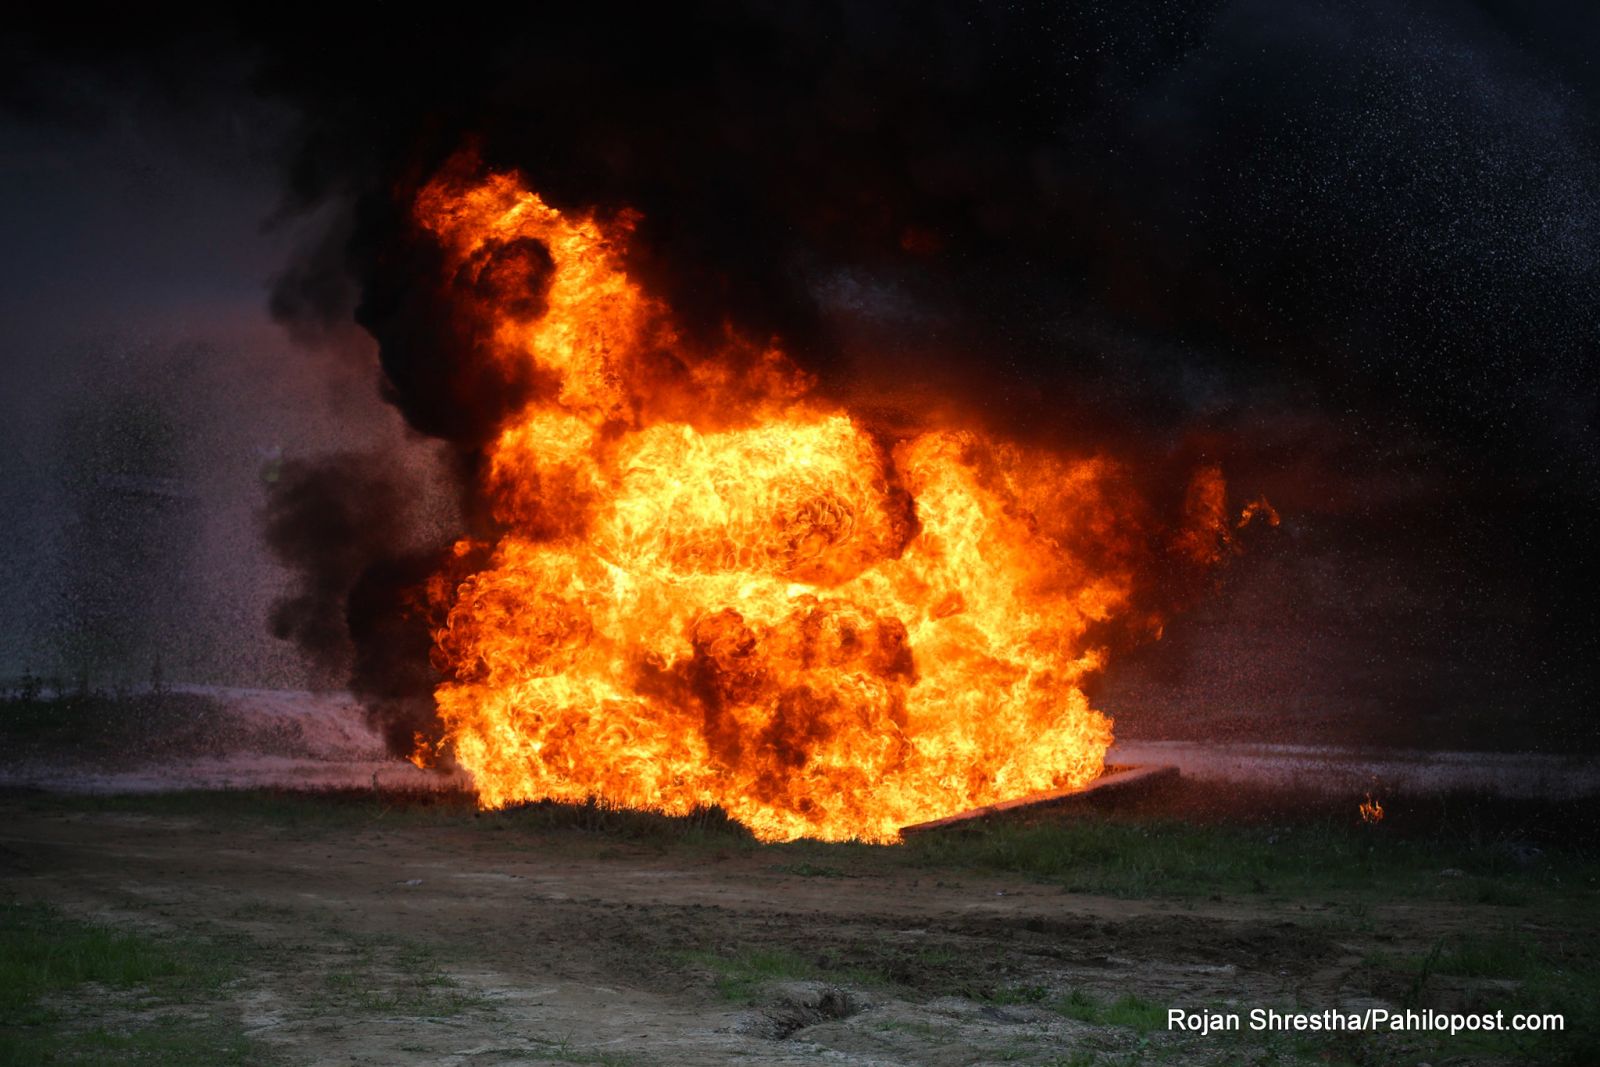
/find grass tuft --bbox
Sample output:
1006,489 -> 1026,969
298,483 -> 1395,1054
680,947 -> 885,1003
0,899 -> 267,1066
1049,987 -> 1165,1033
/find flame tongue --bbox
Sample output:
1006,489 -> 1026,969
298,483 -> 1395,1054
415,170 -> 1165,842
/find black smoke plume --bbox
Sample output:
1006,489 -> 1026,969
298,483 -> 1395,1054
9,2 -> 1597,750
254,2 -> 1600,752
260,454 -> 453,748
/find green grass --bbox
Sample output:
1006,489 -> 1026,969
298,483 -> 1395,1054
8,788 -> 1598,1064
19,789 -> 1598,927
1363,928 -> 1600,1066
986,982 -> 1050,1005
15,788 -> 759,848
767,861 -> 850,878
1046,988 -> 1165,1033
323,968 -> 479,1017
0,899 -> 267,1066
11,787 -> 473,832
899,816 -> 1596,906
7,1019 -> 262,1067
1433,930 -> 1545,980
680,947 -> 886,1003
24,788 -> 1597,923
28,790 -> 1600,915
1,902 -> 187,1016
316,935 -> 483,1019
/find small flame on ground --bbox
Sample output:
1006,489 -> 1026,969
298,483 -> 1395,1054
1360,793 -> 1385,823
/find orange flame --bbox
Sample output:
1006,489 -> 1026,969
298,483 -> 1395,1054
412,168 -> 1240,842
1360,793 -> 1385,823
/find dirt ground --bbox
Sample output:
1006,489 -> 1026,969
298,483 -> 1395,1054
4,790 -> 1576,1067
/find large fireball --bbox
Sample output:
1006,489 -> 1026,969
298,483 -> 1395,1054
414,169 -> 1233,842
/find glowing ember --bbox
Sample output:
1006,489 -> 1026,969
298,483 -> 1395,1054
1360,793 -> 1385,823
411,168 -> 1246,842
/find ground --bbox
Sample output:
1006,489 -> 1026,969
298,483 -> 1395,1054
1,786 -> 1594,1066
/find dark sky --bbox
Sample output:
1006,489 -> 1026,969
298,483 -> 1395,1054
2,3 -> 1596,749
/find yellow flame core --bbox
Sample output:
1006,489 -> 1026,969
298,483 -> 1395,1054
418,173 -> 1148,842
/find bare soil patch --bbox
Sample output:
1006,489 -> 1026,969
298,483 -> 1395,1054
3,790 -> 1593,1064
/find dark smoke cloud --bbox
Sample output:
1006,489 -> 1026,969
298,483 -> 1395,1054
249,3 -> 1600,460
8,1 -> 1599,749
260,454 -> 415,684
354,224 -> 556,444
259,454 -> 456,750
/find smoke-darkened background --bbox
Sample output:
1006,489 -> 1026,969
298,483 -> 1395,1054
3,2 -> 1596,751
